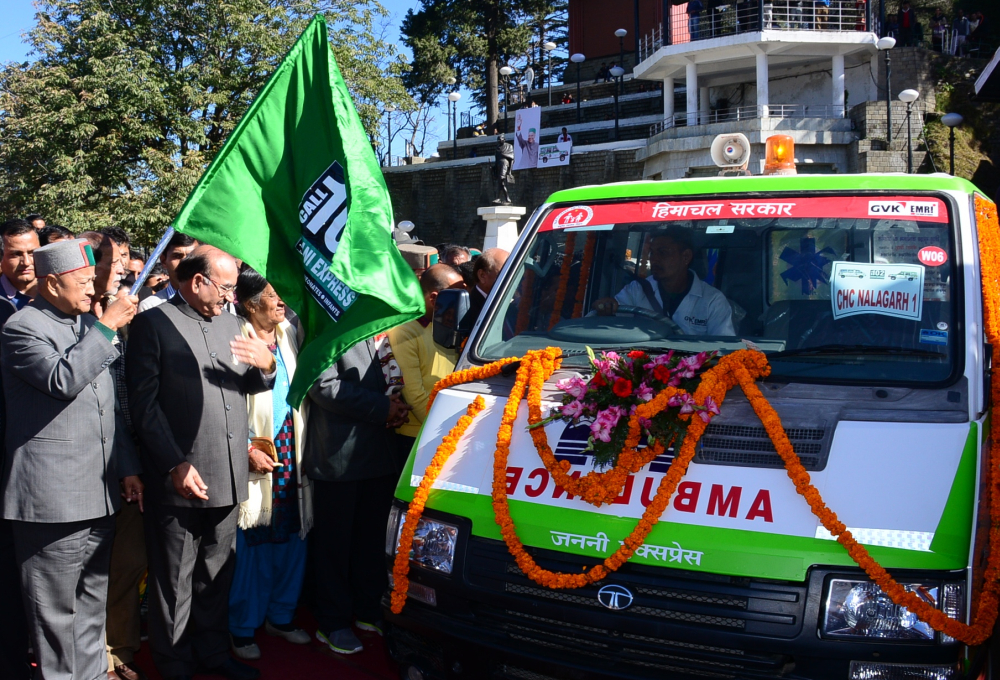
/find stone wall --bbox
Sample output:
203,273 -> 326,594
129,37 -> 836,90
876,46 -> 940,113
383,147 -> 645,249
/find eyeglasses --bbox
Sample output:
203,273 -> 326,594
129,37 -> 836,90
203,275 -> 236,295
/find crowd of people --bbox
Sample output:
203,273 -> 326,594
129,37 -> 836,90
893,2 -> 990,55
0,214 -> 509,680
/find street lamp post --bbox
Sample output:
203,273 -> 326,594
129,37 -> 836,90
444,76 -> 456,142
615,28 -> 627,97
384,104 -> 396,166
499,65 -> 514,135
876,36 -> 896,146
543,41 -> 557,106
448,91 -> 461,157
942,112 -> 963,176
898,89 -> 919,173
610,65 -> 625,140
570,53 -> 585,125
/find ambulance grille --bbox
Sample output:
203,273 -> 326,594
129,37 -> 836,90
696,424 -> 829,470
461,537 -> 802,679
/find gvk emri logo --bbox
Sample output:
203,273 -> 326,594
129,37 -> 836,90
597,584 -> 634,611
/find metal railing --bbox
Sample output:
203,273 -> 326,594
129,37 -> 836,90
649,103 -> 848,135
639,0 -> 872,61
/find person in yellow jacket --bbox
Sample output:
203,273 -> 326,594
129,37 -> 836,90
387,264 -> 466,466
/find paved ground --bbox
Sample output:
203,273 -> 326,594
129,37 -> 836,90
131,610 -> 400,680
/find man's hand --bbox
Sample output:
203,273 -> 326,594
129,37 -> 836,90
387,392 -> 413,429
593,298 -> 619,316
230,327 -> 276,373
120,475 -> 144,512
170,461 -> 209,501
248,447 -> 277,474
99,294 -> 140,330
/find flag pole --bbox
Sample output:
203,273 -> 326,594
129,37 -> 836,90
129,227 -> 176,296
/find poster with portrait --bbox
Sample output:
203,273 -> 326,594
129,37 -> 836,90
513,106 -> 542,171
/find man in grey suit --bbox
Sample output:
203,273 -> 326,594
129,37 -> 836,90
127,246 -> 275,680
1,238 -> 142,680
304,338 -> 411,655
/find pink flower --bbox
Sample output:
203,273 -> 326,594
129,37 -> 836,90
592,358 -> 613,377
704,395 -> 720,416
634,383 -> 654,402
603,351 -> 621,363
590,420 -> 613,442
639,417 -> 653,429
562,399 -> 585,418
643,351 -> 674,371
596,405 -> 625,427
556,376 -> 589,400
668,393 -> 696,414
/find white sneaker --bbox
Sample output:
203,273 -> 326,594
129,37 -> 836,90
230,635 -> 261,661
265,620 -> 311,644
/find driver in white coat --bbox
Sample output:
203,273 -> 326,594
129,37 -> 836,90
594,230 -> 735,335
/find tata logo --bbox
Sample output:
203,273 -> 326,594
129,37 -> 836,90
868,201 -> 939,218
552,205 -> 594,229
597,584 -> 634,610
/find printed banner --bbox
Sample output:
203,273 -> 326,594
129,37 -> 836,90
513,106 -> 542,171
830,261 -> 925,321
538,141 -> 571,167
538,196 -> 950,231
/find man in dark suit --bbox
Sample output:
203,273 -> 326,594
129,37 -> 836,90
2,238 -> 141,680
303,339 -> 411,654
127,246 -> 275,680
461,248 -> 509,333
0,219 -> 35,680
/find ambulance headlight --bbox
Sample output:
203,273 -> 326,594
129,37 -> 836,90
385,506 -> 458,575
822,579 -> 964,642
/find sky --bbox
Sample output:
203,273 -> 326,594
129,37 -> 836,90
0,0 -> 458,159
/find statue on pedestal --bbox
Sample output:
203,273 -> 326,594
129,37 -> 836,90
493,133 -> 515,205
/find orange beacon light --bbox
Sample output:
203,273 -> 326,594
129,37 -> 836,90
763,135 -> 796,175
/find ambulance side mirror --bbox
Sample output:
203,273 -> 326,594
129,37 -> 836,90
434,289 -> 471,350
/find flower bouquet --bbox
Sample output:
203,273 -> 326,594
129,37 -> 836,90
539,348 -> 719,469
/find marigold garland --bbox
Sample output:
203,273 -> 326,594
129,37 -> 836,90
395,195 -> 1000,645
425,356 -> 519,412
548,233 -> 577,330
391,396 -> 486,613
572,234 -> 596,319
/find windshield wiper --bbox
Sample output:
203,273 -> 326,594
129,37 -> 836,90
768,344 -> 944,359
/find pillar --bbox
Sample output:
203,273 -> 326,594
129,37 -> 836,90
686,62 -> 698,125
699,87 -> 710,125
832,53 -> 845,117
755,51 -> 769,118
477,206 -> 527,251
664,76 -> 675,121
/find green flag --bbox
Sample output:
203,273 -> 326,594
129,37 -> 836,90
171,15 -> 424,406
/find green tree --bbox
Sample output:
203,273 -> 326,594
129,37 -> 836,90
401,0 -> 553,130
0,0 -> 411,246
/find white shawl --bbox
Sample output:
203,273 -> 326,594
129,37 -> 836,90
238,319 -> 314,539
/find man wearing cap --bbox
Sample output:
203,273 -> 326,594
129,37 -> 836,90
515,124 -> 539,169
0,238 -> 142,680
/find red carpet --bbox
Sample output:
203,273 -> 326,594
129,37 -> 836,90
131,610 -> 400,680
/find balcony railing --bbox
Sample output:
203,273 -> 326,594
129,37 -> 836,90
649,103 -> 848,135
638,0 -> 873,61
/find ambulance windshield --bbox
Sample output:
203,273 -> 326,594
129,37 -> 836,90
472,195 -> 959,385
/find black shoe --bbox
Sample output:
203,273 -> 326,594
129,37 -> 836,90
207,658 -> 260,680
162,676 -> 193,680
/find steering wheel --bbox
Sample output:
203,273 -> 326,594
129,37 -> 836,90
616,305 -> 684,335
